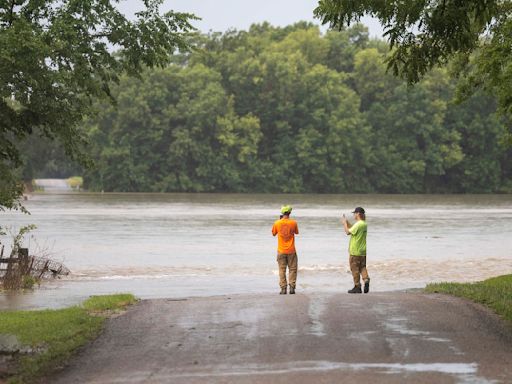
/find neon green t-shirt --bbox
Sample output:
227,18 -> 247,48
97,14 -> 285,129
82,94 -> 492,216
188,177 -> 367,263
349,220 -> 367,256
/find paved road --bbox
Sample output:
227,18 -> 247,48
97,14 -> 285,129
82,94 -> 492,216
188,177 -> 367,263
50,292 -> 512,383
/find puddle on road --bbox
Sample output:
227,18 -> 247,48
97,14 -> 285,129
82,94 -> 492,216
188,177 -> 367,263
163,360 -> 496,383
384,317 -> 431,336
307,295 -> 328,336
347,330 -> 377,344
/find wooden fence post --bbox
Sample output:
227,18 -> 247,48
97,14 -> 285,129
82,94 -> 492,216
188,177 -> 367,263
19,248 -> 30,276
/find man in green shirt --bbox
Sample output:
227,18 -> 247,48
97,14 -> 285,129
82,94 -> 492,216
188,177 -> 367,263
342,207 -> 370,294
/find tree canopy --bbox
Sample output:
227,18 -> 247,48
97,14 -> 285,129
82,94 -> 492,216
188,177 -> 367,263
314,0 -> 512,116
0,0 -> 196,209
23,23 -> 510,194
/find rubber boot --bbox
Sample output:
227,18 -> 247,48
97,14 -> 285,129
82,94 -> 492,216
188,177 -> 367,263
364,279 -> 370,294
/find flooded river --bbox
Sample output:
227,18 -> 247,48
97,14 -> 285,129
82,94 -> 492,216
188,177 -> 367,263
1,193 -> 512,309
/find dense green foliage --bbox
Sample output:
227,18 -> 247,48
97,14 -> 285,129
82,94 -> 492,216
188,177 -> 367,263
0,0 -> 196,209
425,275 -> 512,325
79,23 -> 510,193
21,23 -> 512,193
0,294 -> 136,383
314,0 -> 512,116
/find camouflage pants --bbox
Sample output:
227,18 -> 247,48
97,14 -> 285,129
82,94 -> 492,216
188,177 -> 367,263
349,255 -> 369,287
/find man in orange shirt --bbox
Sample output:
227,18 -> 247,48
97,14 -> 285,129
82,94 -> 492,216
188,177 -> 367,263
272,205 -> 299,294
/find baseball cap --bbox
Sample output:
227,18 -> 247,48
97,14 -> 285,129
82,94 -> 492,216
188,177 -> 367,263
352,207 -> 365,214
280,205 -> 293,215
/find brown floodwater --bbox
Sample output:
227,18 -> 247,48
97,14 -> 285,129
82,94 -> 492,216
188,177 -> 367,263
1,193 -> 511,309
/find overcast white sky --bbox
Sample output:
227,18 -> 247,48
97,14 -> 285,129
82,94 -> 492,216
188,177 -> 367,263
118,0 -> 385,38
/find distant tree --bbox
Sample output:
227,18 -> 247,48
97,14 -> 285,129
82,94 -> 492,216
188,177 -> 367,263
85,65 -> 261,192
324,24 -> 369,73
443,92 -> 509,192
18,133 -> 82,181
0,0 -> 196,209
314,0 -> 512,116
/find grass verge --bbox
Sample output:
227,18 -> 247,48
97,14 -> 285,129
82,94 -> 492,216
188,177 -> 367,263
0,294 -> 137,383
425,274 -> 512,324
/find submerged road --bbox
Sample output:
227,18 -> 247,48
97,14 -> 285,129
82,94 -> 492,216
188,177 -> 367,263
50,292 -> 512,383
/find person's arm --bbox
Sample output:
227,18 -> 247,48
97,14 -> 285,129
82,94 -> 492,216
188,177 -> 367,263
295,222 -> 299,235
342,215 -> 352,235
272,223 -> 278,237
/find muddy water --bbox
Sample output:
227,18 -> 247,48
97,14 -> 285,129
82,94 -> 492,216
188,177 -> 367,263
1,193 -> 511,309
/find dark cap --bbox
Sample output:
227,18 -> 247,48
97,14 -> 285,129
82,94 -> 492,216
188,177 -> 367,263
352,207 -> 365,214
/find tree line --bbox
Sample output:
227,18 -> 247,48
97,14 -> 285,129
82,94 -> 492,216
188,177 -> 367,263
20,23 -> 512,193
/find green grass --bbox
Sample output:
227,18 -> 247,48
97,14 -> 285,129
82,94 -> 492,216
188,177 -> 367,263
425,274 -> 512,324
82,294 -> 137,312
0,294 -> 137,383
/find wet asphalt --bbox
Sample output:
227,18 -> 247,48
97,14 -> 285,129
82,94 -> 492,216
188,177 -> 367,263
49,291 -> 512,383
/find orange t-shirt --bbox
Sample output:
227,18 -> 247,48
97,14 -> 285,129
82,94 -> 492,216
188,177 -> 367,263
272,218 -> 299,254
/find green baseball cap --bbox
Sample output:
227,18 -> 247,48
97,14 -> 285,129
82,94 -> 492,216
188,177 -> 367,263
280,205 -> 293,215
